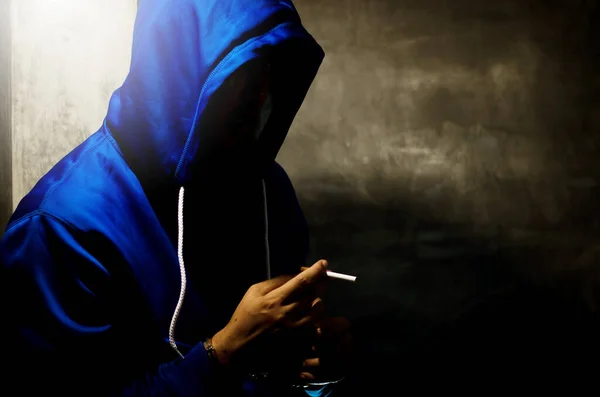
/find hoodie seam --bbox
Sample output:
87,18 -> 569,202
5,209 -> 84,237
7,135 -> 108,230
278,1 -> 294,11
102,119 -> 126,160
174,20 -> 295,181
38,135 -> 109,211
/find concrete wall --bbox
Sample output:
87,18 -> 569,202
0,0 -> 11,237
285,0 -> 599,245
11,0 -> 137,208
278,0 -> 600,390
282,0 -> 600,296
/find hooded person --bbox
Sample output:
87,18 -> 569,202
0,0 -> 346,396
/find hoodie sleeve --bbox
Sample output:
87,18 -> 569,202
0,213 -> 241,397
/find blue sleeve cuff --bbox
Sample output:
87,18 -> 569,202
160,343 -> 244,397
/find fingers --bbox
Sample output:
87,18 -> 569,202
255,275 -> 293,295
318,317 -> 350,336
312,297 -> 326,322
302,357 -> 320,371
282,295 -> 325,326
271,260 -> 328,301
315,317 -> 354,360
286,313 -> 316,328
299,372 -> 317,381
299,357 -> 320,381
301,266 -> 328,298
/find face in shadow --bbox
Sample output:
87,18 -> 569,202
192,61 -> 274,184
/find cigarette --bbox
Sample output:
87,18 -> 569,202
325,270 -> 357,282
300,267 -> 357,283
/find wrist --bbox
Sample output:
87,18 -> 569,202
203,334 -> 247,390
209,329 -> 238,366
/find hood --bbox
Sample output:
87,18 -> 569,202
104,0 -> 324,188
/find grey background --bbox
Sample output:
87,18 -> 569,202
3,0 -> 600,392
279,0 -> 600,391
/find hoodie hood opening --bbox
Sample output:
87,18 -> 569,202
104,0 -> 324,192
188,40 -> 323,184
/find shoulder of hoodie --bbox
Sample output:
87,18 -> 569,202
6,129 -> 147,236
265,161 -> 304,201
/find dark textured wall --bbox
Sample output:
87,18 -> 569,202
0,0 -> 11,237
277,0 -> 600,391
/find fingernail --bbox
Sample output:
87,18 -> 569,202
321,260 -> 328,269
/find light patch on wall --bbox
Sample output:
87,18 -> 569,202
11,0 -> 137,208
280,36 -> 570,228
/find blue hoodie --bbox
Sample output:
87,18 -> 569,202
0,0 -> 327,396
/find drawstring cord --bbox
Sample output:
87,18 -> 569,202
169,187 -> 187,359
169,181 -> 271,359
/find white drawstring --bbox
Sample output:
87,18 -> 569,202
169,186 -> 187,359
169,181 -> 271,359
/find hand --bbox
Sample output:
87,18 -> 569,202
299,317 -> 355,382
211,260 -> 329,370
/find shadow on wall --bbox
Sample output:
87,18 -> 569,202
300,186 -> 600,393
278,0 -> 600,392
